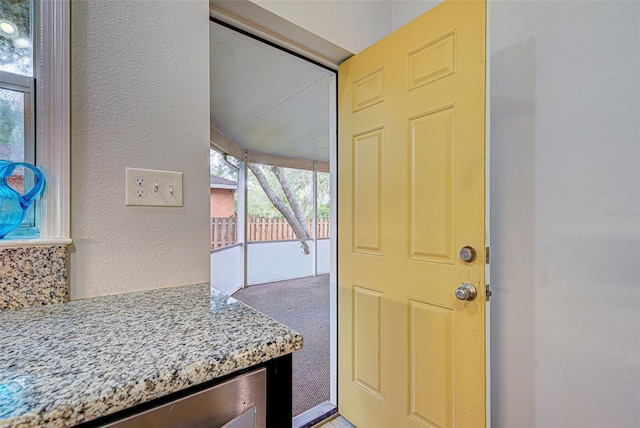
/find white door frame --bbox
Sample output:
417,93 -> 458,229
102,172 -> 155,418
210,2 -> 491,423
209,5 -> 342,410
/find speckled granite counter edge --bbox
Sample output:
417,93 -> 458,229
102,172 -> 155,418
0,245 -> 69,311
0,284 -> 303,428
8,335 -> 303,427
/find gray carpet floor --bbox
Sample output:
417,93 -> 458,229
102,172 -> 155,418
233,274 -> 330,417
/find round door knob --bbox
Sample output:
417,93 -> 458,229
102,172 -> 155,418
459,246 -> 477,262
455,282 -> 477,301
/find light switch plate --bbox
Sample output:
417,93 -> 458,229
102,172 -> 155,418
126,168 -> 183,207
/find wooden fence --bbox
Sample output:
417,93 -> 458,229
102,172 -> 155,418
211,216 -> 237,249
211,215 -> 330,249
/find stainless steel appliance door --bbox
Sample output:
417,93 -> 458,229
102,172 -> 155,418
106,368 -> 266,428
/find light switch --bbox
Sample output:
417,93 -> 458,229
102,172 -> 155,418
125,168 -> 183,207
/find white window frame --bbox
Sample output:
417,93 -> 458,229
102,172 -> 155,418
0,71 -> 36,229
0,0 -> 70,247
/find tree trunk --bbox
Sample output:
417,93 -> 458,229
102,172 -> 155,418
271,166 -> 310,237
248,164 -> 310,254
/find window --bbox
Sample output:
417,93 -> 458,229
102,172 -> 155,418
0,0 -> 70,243
1,0 -> 37,235
0,0 -> 32,77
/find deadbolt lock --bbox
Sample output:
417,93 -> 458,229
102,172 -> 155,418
459,246 -> 477,262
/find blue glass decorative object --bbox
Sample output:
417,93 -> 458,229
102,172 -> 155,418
0,160 -> 46,239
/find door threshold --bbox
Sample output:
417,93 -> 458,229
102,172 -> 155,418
293,401 -> 337,428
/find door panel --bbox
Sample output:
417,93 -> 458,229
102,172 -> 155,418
352,284 -> 384,398
338,1 -> 487,426
352,128 -> 384,255
408,106 -> 455,264
352,68 -> 384,112
407,299 -> 454,428
408,31 -> 456,90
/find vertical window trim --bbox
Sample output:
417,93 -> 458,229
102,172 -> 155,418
35,0 -> 70,241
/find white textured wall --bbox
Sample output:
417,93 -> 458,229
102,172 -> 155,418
64,0 -> 640,421
249,1 -> 640,425
250,0 -> 391,53
249,0 -> 443,53
247,0 -> 442,55
490,1 -> 640,426
390,0 -> 442,31
71,0 -> 210,299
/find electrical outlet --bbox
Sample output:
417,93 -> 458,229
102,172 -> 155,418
125,168 -> 183,207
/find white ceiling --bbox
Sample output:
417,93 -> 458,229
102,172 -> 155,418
210,22 -> 334,163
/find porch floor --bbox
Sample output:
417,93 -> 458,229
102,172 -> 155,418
233,274 -> 330,417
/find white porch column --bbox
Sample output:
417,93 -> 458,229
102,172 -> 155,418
237,151 -> 249,288
312,161 -> 318,277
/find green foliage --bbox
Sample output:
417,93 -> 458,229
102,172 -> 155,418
248,166 -> 330,219
0,89 -> 24,162
0,0 -> 32,76
209,149 -> 237,181
316,172 -> 330,219
210,149 -> 330,220
247,176 -> 282,218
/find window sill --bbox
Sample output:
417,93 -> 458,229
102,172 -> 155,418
0,238 -> 72,248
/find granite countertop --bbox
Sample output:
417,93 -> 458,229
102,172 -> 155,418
0,284 -> 303,427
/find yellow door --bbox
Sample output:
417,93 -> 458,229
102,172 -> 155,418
338,1 -> 487,426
